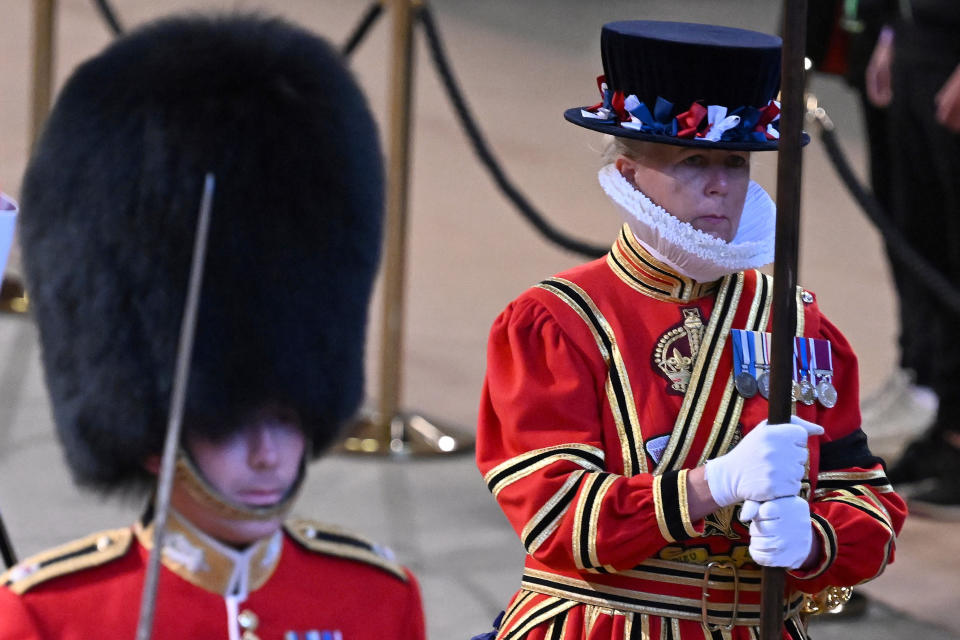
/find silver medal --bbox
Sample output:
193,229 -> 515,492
816,378 -> 838,408
757,370 -> 770,399
735,372 -> 758,398
798,379 -> 816,405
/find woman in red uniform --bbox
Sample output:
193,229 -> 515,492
476,21 -> 905,640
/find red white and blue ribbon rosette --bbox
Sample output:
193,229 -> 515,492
581,76 -> 782,144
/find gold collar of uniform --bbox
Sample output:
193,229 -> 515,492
607,225 -> 721,303
135,509 -> 282,596
175,450 -> 304,522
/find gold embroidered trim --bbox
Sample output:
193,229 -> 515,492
619,558 -> 762,591
608,225 -> 721,303
675,469 -> 700,539
697,272 -> 774,466
652,474 -> 673,543
500,590 -> 537,635
484,443 -> 605,498
537,278 -> 646,476
792,515 -> 834,580
136,512 -> 282,595
498,595 -> 578,640
284,519 -> 407,581
588,475 -> 618,571
522,470 -> 586,554
519,567 -> 806,624
658,273 -> 743,473
819,490 -> 893,532
1,528 -> 132,595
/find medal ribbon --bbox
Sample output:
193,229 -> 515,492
731,329 -> 745,375
797,337 -> 811,384
792,338 -> 800,384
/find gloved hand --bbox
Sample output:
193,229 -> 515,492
740,496 -> 815,569
704,416 -> 823,507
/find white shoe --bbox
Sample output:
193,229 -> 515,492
860,369 -> 938,460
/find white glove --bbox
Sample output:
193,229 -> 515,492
740,496 -> 815,569
704,416 -> 823,506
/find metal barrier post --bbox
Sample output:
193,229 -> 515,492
339,0 -> 471,456
30,0 -> 56,148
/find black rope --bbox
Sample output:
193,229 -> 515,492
342,1 -> 385,57
0,508 -> 17,569
813,111 -> 960,316
417,5 -> 607,259
91,0 -> 124,36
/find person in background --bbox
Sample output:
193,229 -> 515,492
864,0 -> 960,515
0,14 -> 425,639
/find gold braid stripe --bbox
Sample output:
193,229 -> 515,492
484,442 -> 605,498
658,273 -> 743,473
697,271 -> 773,465
498,595 -> 578,640
537,278 -> 647,476
521,470 -> 586,555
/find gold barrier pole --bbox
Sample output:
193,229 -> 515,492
30,0 -> 56,148
340,0 -> 471,456
0,0 -> 54,316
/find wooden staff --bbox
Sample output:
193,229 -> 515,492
761,1 -> 809,638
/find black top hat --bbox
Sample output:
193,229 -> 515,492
564,21 -> 809,151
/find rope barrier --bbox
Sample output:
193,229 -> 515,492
417,6 -> 607,258
342,1 -> 384,57
91,0 -> 123,36
811,107 -> 960,316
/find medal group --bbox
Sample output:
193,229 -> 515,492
730,329 -> 837,408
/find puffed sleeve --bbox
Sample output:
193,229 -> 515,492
476,295 -> 704,574
788,310 -> 907,593
0,587 -> 45,640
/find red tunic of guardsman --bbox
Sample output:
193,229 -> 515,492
0,514 -> 424,640
475,20 -> 906,640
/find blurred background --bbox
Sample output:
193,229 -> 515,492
0,1 -> 956,638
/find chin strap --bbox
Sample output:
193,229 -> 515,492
175,450 -> 305,522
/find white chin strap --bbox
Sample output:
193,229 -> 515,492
598,163 -> 776,282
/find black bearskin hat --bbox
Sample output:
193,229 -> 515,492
20,14 -> 383,493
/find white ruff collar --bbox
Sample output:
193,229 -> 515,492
598,163 -> 775,282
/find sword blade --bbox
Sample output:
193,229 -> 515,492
134,173 -> 215,640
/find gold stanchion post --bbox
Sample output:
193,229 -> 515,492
0,0 -> 54,316
340,0 -> 472,456
30,0 -> 56,149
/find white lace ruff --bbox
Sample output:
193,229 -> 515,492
598,163 -> 776,282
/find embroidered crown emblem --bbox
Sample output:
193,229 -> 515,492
653,307 -> 705,394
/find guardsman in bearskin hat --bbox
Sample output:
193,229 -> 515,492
474,21 -> 906,639
0,13 -> 425,639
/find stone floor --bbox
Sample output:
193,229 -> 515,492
0,1 -> 958,638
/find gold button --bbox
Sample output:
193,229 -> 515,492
237,609 -> 259,631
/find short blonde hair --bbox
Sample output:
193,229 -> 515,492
601,135 -> 657,164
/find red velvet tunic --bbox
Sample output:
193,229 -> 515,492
0,515 -> 425,640
477,228 -> 906,640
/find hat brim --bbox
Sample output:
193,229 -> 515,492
564,107 -> 809,152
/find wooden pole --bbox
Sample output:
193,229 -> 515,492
30,0 -> 56,148
761,1 -> 808,638
376,0 -> 417,439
